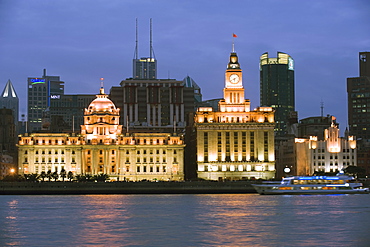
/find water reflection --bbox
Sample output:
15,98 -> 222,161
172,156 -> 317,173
0,194 -> 369,246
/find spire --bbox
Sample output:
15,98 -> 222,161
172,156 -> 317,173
135,18 -> 138,60
149,18 -> 156,60
100,78 -> 105,94
1,79 -> 18,98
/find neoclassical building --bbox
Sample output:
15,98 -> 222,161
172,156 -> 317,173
18,86 -> 185,181
293,121 -> 356,176
194,50 -> 276,180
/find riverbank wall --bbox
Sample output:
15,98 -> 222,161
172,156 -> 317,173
0,181 -> 257,195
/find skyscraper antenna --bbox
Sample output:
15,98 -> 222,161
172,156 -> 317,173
320,100 -> 324,117
150,18 -> 152,60
135,18 -> 138,60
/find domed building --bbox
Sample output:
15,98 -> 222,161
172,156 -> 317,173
81,87 -> 122,144
17,85 -> 185,181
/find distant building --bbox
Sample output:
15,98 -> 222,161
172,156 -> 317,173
0,108 -> 16,156
260,52 -> 295,137
132,18 -> 157,79
27,69 -> 64,132
133,57 -> 157,80
49,94 -> 95,132
298,115 -> 337,140
276,121 -> 356,178
0,79 -> 19,125
18,87 -> 185,181
0,154 -> 15,179
194,50 -> 275,181
347,51 -> 370,176
347,52 -> 370,142
109,77 -> 197,132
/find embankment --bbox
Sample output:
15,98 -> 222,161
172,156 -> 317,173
0,181 -> 257,195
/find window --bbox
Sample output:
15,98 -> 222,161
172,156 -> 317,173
137,166 -> 140,172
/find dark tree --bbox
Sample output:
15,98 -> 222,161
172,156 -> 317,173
60,169 -> 67,181
67,171 -> 74,181
343,166 -> 365,178
47,170 -> 52,181
52,171 -> 59,181
40,171 -> 47,181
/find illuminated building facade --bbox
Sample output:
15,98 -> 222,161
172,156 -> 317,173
195,51 -> 276,180
27,69 -> 64,132
18,86 -> 185,181
280,121 -> 357,177
260,52 -> 295,137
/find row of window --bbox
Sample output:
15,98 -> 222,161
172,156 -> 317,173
313,162 -> 352,166
25,150 -> 75,155
314,149 -> 354,153
313,156 -> 354,160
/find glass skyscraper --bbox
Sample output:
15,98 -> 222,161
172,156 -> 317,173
260,52 -> 295,137
27,69 -> 64,132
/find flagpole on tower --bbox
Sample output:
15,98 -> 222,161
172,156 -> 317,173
232,33 -> 237,52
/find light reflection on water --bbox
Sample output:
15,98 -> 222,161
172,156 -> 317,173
0,194 -> 369,246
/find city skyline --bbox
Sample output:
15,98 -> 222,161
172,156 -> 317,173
0,0 -> 369,132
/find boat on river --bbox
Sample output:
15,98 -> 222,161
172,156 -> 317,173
252,175 -> 369,195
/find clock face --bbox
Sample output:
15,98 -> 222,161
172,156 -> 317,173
229,74 -> 240,84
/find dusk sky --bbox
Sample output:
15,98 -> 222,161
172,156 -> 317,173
0,0 -> 369,134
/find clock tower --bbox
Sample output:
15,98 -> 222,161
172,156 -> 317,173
222,51 -> 248,109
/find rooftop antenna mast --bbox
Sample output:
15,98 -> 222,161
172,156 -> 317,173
150,18 -> 152,60
150,18 -> 156,59
135,18 -> 138,60
320,100 -> 324,117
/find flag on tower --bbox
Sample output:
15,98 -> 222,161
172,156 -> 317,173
233,33 -> 237,38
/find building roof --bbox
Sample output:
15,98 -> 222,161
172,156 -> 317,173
1,80 -> 18,98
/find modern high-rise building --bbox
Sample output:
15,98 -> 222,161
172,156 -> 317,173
109,77 -> 197,132
0,80 -> 19,133
27,69 -> 64,132
347,51 -> 370,176
0,108 -> 16,156
132,19 -> 157,79
260,52 -> 295,137
49,94 -> 95,132
194,49 -> 276,181
347,52 -> 370,141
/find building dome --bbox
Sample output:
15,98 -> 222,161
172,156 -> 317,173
85,88 -> 119,115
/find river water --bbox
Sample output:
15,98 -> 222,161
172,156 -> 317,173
0,194 -> 369,247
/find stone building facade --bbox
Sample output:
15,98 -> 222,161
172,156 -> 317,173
18,87 -> 185,181
194,50 -> 275,181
